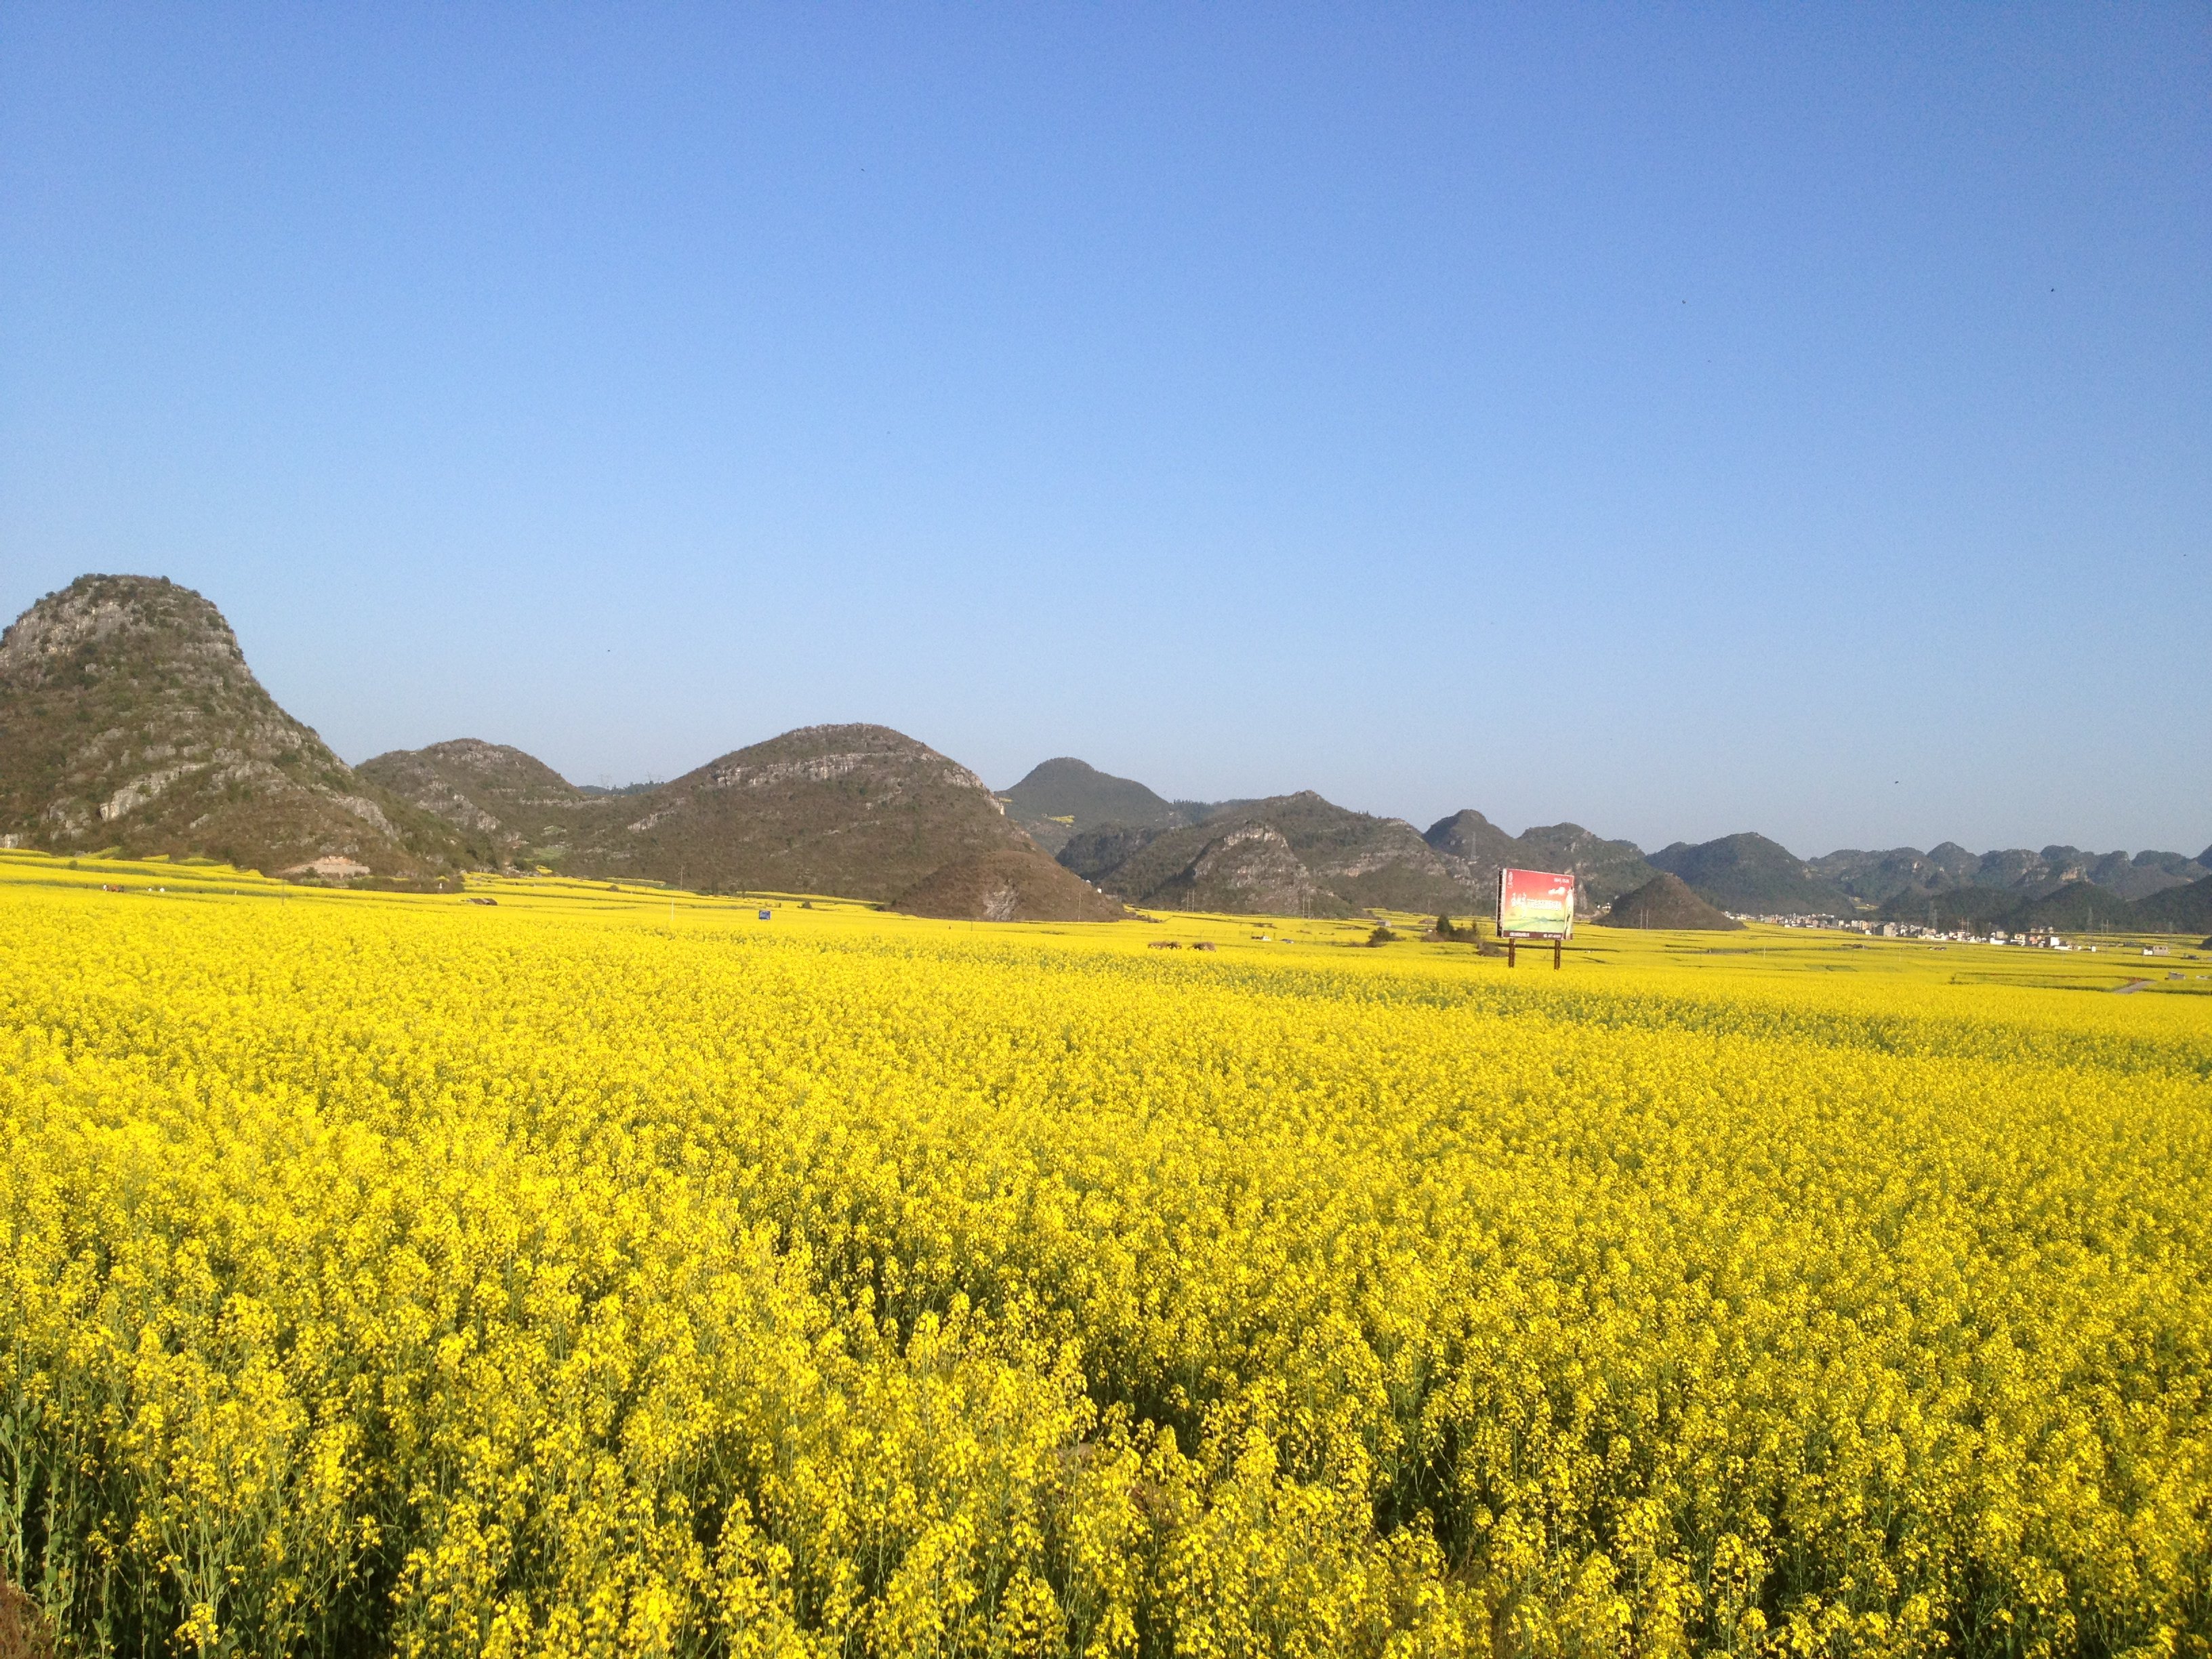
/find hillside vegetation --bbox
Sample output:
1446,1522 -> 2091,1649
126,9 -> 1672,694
1425,811 -> 1658,908
0,576 -> 472,879
356,738 -> 604,863
1598,871 -> 1742,930
365,727 -> 1057,910
1067,792 -> 1468,917
1647,833 -> 1854,916
895,846 -> 1124,922
558,723 -> 1040,900
998,758 -> 1189,854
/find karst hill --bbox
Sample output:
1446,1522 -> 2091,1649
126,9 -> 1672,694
369,722 -> 1063,906
0,578 -> 1063,913
1598,872 -> 1743,931
1420,809 -> 1657,907
567,723 -> 1046,899
1646,832 -> 1855,915
996,757 -> 1190,853
0,575 -> 472,879
356,738 -> 602,863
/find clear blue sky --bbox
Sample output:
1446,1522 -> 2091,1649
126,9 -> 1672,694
3,4 -> 2206,857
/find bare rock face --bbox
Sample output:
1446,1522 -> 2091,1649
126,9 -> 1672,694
0,574 -> 474,878
1151,824 -> 1319,916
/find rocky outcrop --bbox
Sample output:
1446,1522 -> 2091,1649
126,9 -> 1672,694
1150,824 -> 1319,915
0,575 -> 474,878
896,847 -> 1124,922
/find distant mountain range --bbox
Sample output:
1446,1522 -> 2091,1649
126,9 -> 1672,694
5,575 -> 2207,933
1422,810 -> 1658,906
1647,833 -> 1856,916
1812,842 -> 2209,905
1013,759 -> 2212,933
1051,793 -> 1820,921
1058,788 -> 1465,918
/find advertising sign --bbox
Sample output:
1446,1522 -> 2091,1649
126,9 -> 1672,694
1496,867 -> 1576,940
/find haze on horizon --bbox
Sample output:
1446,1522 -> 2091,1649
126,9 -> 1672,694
2,4 -> 2205,859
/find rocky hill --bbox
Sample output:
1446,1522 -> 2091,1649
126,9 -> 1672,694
0,575 -> 474,879
1065,791 -> 1469,917
1512,825 -> 1661,906
2118,875 -> 2212,937
1818,842 -> 2208,905
1984,882 -> 2139,935
896,847 -> 1124,922
1420,808 -> 1519,881
1647,833 -> 1853,916
1875,886 -> 2015,929
560,722 -> 1041,901
357,738 -> 607,867
2042,848 -> 2206,901
363,726 -> 1130,917
1424,811 -> 1657,908
1597,872 -> 1742,931
1940,872 -> 2211,937
1057,824 -> 1166,886
12,577 -> 2190,924
1809,844 -> 1982,904
998,757 -> 1189,854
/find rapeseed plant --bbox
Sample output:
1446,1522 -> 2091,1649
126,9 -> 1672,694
0,865 -> 2206,1656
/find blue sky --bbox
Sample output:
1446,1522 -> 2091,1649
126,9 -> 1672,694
3,4 -> 2205,856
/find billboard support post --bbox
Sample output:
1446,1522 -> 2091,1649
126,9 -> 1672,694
1502,936 -> 1564,970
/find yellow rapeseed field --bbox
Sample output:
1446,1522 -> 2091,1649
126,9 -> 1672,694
2,852 -> 2208,1658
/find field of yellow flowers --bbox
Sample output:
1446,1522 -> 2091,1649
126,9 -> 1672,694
1,852 -> 2208,1658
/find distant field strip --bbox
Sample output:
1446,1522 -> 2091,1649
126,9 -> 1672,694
1,865 -> 2209,1657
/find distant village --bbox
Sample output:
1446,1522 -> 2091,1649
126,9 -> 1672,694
1733,912 -> 2192,956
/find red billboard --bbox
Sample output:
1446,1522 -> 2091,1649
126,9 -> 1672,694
1496,867 -> 1576,940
